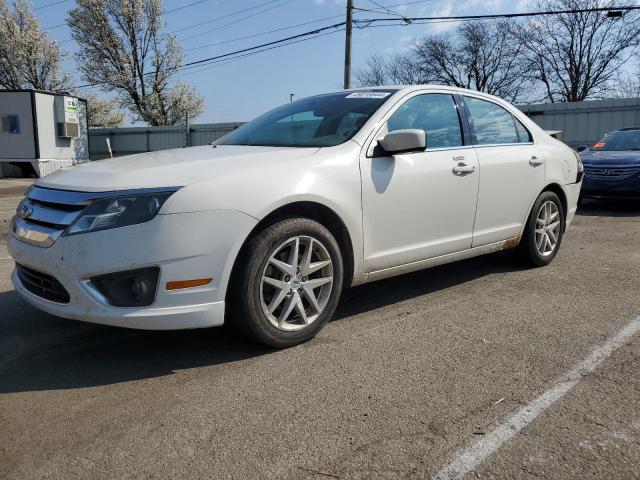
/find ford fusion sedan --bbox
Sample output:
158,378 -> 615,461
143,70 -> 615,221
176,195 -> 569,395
580,127 -> 640,199
9,86 -> 583,347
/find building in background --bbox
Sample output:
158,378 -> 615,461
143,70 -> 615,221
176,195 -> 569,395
0,90 -> 89,178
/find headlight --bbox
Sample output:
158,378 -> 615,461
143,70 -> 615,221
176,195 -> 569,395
65,191 -> 175,235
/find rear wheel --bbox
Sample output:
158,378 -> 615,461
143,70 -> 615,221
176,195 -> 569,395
230,218 -> 343,347
517,191 -> 565,267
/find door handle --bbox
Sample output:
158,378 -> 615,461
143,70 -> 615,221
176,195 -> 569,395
452,163 -> 476,175
529,156 -> 544,167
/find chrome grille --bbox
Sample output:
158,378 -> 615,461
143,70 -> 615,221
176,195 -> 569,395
16,263 -> 70,303
583,165 -> 640,180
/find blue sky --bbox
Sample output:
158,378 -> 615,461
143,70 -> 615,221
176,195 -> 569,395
24,0 -> 533,123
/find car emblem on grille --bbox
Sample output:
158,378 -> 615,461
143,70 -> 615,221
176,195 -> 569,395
602,169 -> 615,175
18,202 -> 33,220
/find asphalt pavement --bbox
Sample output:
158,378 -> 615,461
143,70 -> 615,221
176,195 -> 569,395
1,179 -> 639,479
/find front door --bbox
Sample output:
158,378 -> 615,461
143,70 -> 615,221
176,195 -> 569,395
360,93 -> 480,272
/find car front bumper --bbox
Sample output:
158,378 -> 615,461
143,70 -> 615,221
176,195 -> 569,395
8,209 -> 257,330
581,171 -> 640,198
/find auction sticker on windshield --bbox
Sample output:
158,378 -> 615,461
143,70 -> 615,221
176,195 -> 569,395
346,91 -> 392,99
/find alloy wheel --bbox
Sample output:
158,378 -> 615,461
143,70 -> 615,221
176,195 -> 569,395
535,200 -> 561,257
260,235 -> 334,331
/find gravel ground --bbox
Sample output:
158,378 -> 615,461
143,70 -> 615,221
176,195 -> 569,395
1,181 -> 639,479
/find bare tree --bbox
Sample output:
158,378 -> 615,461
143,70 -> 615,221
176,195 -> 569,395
354,52 -> 424,87
516,0 -> 640,102
386,53 -> 423,85
354,53 -> 388,87
0,0 -> 71,91
354,21 -> 531,102
414,21 -> 531,102
83,93 -> 125,127
68,0 -> 204,126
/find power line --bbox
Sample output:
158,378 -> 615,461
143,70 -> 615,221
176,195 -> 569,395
73,21 -> 346,89
185,14 -> 344,52
366,0 -> 390,10
164,0 -> 210,15
179,28 -> 345,77
358,0 -> 434,19
363,0 -> 436,9
69,4 -> 640,89
42,0 -> 215,32
51,0 -> 293,44
35,0 -> 69,10
172,0 -> 288,34
353,5 -> 640,25
175,22 -> 344,69
179,0 -> 296,42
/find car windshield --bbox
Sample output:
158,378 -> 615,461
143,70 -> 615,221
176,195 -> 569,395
216,90 -> 397,148
591,130 -> 640,151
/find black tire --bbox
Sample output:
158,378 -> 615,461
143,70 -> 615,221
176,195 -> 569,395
229,218 -> 344,348
516,191 -> 565,267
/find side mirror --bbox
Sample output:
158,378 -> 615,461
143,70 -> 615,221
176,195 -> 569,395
378,129 -> 426,155
576,145 -> 588,153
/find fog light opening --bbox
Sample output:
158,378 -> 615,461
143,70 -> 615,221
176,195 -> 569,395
91,267 -> 160,307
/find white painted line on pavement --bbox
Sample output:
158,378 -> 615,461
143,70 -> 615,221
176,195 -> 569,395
433,315 -> 640,480
0,256 -> 12,261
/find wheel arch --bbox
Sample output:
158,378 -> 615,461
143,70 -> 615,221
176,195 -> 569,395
225,201 -> 356,306
520,182 -> 569,240
542,183 -> 568,231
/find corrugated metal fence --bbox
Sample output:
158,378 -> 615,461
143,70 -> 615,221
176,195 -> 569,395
518,98 -> 640,147
89,122 -> 243,160
88,98 -> 640,158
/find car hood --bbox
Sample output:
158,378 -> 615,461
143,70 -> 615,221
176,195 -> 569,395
36,145 -> 321,192
580,150 -> 640,166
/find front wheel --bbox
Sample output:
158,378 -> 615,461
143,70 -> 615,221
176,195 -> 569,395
230,218 -> 344,348
517,191 -> 565,267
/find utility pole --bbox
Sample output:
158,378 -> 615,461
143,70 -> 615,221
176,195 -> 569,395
343,0 -> 353,89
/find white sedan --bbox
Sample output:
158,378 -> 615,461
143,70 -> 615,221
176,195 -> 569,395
8,86 -> 582,347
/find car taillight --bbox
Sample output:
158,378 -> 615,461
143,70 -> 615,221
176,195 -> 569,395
573,150 -> 584,182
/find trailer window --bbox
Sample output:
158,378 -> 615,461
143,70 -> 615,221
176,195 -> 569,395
1,115 -> 20,134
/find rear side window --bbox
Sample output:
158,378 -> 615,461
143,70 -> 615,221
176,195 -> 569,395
514,118 -> 532,143
465,97 -> 520,145
387,94 -> 463,149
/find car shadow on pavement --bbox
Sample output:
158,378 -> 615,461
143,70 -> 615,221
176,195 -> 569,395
0,252 -> 522,394
577,198 -> 640,217
333,252 -> 520,321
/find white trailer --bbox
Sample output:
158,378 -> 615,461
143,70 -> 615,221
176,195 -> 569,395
0,89 -> 89,178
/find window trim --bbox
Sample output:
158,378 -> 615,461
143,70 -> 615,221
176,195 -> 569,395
367,91 -> 469,157
461,95 -> 534,147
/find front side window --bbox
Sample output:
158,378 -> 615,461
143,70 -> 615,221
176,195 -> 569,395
591,130 -> 640,151
387,94 -> 463,148
217,90 -> 396,148
465,97 -> 519,145
1,114 -> 20,134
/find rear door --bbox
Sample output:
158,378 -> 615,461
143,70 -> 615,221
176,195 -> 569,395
462,95 -> 545,247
